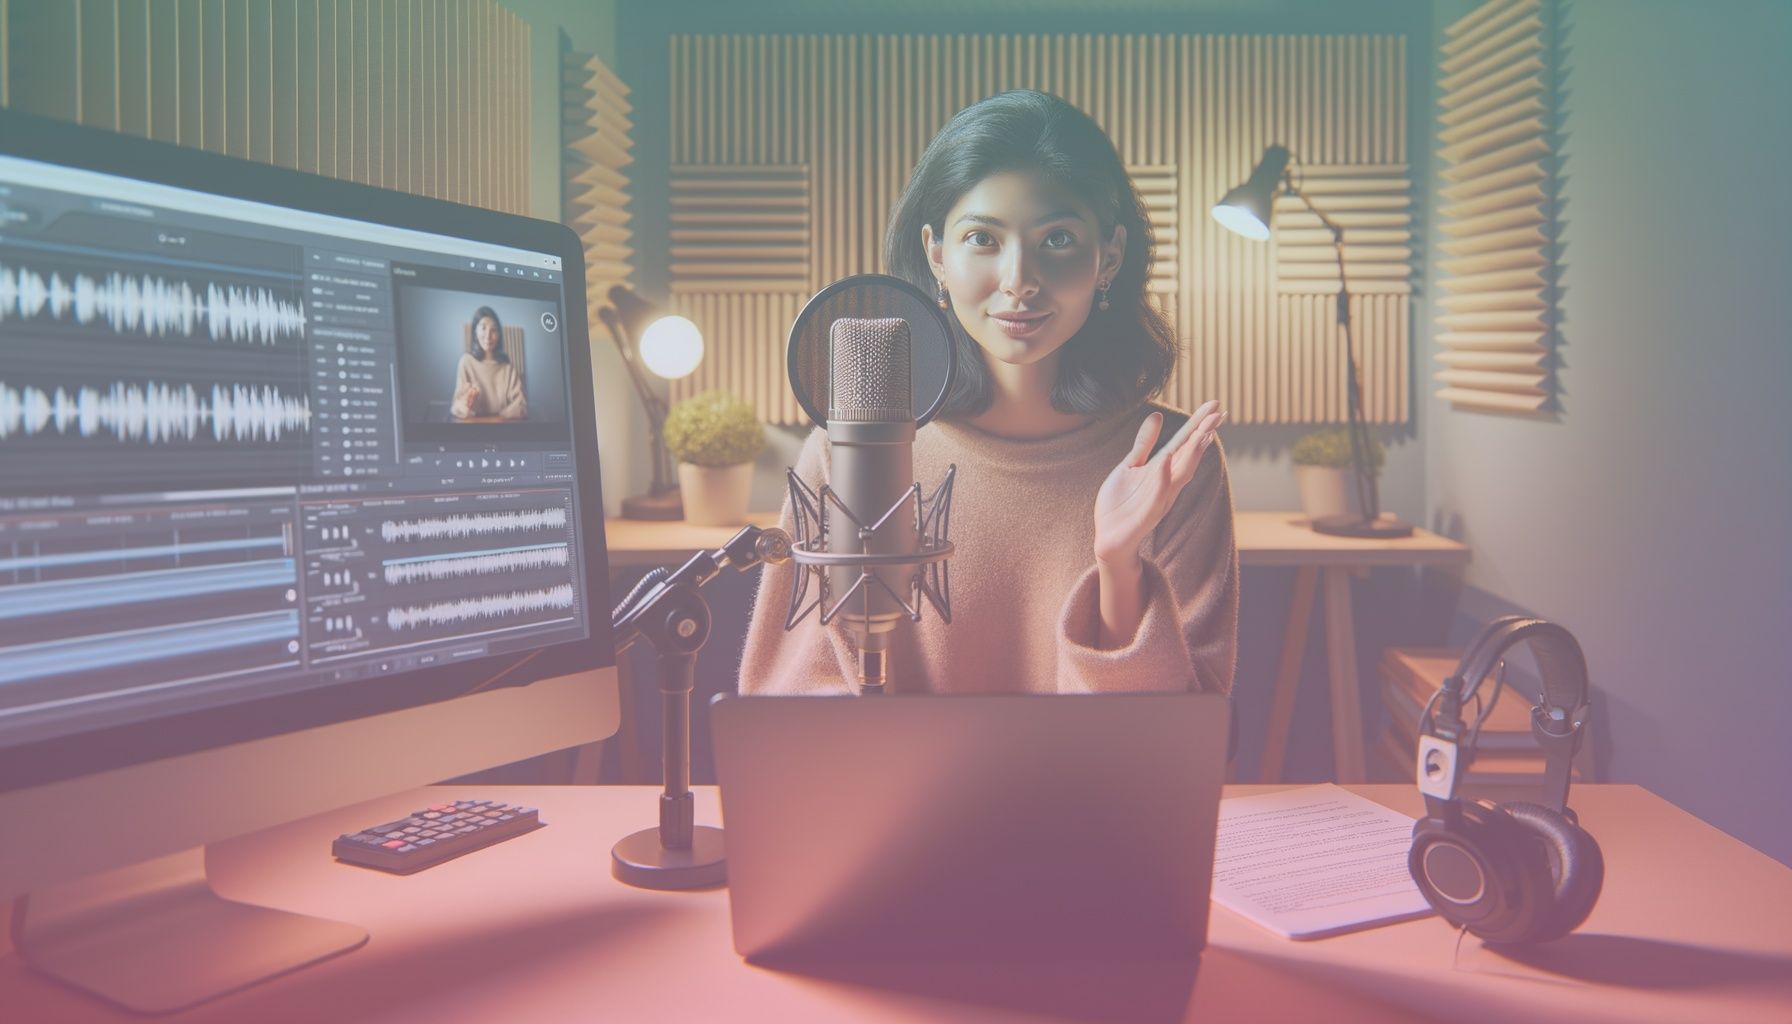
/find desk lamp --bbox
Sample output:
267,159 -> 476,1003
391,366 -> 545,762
1213,145 -> 1413,538
598,285 -> 705,520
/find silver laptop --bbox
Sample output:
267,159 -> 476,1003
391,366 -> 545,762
709,692 -> 1229,964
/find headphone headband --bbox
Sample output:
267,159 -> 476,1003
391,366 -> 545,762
1455,617 -> 1589,728
1422,616 -> 1590,817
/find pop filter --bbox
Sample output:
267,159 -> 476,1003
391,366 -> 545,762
786,274 -> 957,428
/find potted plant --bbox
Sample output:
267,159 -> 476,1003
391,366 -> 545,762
1290,428 -> 1386,522
663,390 -> 766,526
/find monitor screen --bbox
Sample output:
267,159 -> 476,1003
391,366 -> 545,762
0,123 -> 613,788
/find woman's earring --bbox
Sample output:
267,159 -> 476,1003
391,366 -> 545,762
1097,280 -> 1111,312
936,282 -> 950,310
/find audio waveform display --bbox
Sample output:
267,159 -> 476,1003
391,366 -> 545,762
0,380 -> 313,443
0,262 -> 307,344
385,583 -> 575,631
379,507 -> 569,544
381,543 -> 570,586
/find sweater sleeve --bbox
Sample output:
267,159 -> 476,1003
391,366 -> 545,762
450,355 -> 477,419
737,427 -> 860,695
1055,437 -> 1240,695
498,363 -> 528,419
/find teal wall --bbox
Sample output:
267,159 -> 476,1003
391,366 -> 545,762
1424,0 -> 1792,865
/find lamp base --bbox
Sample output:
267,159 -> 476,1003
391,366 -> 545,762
621,488 -> 684,521
612,826 -> 727,890
1311,512 -> 1415,539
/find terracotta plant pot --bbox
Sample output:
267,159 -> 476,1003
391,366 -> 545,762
677,462 -> 754,526
1294,465 -> 1361,522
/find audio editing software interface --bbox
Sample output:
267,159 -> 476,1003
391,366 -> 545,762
0,155 -> 592,746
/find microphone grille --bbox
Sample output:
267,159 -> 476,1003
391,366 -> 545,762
829,317 -> 911,422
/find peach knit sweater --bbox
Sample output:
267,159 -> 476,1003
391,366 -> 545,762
737,401 -> 1239,697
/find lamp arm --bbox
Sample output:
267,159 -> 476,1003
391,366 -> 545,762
1285,178 -> 1381,522
600,306 -> 674,494
599,308 -> 669,422
1285,176 -> 1344,242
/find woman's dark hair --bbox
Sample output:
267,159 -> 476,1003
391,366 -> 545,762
884,89 -> 1176,417
468,306 -> 508,362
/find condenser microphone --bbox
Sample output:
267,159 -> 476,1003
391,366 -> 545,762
781,273 -> 959,696
825,317 -> 920,694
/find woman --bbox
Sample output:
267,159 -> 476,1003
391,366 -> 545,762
451,305 -> 527,419
740,89 -> 1237,696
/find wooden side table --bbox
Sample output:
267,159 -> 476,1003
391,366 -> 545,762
1234,513 -> 1470,784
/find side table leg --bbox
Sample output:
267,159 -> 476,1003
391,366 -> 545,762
1322,566 -> 1367,783
1261,566 -> 1319,783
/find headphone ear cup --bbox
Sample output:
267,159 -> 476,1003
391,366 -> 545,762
1409,801 -> 1541,939
1500,801 -> 1605,942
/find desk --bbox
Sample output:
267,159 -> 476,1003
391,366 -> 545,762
3,784 -> 1786,1023
606,512 -> 1471,784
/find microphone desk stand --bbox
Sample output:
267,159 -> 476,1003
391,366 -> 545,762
609,525 -> 791,890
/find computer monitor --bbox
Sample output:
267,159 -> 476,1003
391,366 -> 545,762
0,111 -> 619,1014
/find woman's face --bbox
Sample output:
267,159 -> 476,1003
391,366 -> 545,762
923,171 -> 1125,369
474,315 -> 499,354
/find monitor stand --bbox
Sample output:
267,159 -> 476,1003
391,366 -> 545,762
12,845 -> 366,1015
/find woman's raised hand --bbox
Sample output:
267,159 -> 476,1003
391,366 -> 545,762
1092,401 -> 1225,569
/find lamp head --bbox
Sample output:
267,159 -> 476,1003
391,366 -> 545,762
639,316 -> 703,381
605,285 -> 704,381
1211,144 -> 1291,241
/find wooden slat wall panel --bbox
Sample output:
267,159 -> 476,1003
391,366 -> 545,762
670,33 -> 1410,426
1130,164 -> 1180,298
561,48 -> 635,329
0,0 -> 531,214
668,164 -> 808,291
1435,0 -> 1555,414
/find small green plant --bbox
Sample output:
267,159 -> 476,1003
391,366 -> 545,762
663,390 -> 766,468
1291,427 -> 1385,472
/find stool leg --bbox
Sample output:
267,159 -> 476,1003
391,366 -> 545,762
1322,567 -> 1367,783
1262,566 -> 1318,783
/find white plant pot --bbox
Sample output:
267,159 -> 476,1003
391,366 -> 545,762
1294,465 -> 1361,522
678,462 -> 754,527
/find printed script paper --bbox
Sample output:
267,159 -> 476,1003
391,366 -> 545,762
1212,784 -> 1436,940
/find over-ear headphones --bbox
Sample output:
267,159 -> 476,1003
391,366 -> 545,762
1407,615 -> 1604,944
